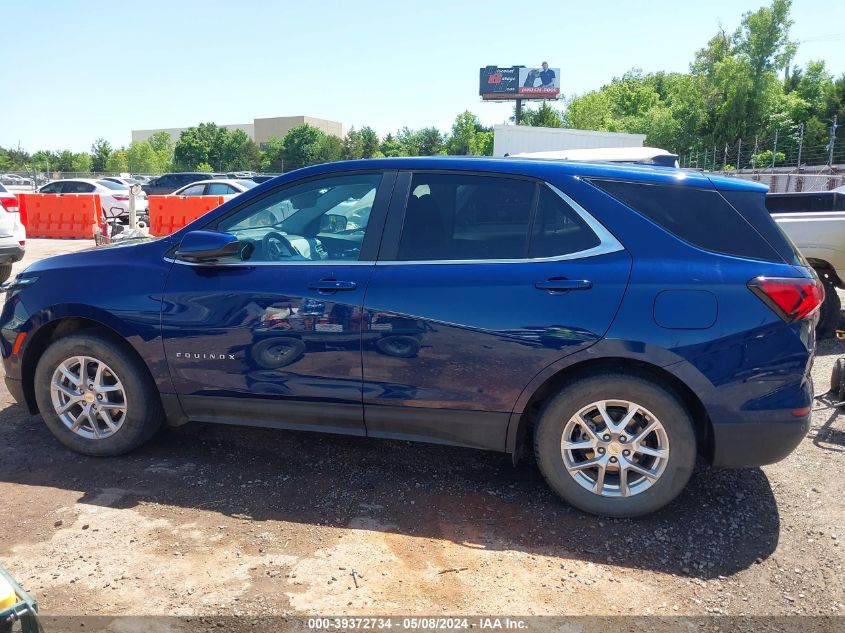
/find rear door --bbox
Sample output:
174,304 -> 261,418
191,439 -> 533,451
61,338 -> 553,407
361,171 -> 632,450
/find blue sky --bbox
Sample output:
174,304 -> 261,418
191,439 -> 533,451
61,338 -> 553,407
0,0 -> 840,152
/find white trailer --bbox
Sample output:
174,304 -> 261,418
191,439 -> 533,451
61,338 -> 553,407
493,125 -> 646,157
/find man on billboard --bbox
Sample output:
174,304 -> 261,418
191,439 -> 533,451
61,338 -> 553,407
518,63 -> 560,96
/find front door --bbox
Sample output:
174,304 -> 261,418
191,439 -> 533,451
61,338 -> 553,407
161,171 -> 394,436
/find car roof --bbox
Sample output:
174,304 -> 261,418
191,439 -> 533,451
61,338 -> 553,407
177,179 -> 245,187
276,157 -> 767,193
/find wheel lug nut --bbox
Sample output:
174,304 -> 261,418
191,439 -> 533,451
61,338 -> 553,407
597,447 -> 605,454
623,449 -> 631,456
609,456 -> 617,463
620,436 -> 627,443
97,394 -> 103,400
602,434 -> 611,441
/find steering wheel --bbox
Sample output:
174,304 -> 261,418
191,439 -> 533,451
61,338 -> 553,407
262,231 -> 301,261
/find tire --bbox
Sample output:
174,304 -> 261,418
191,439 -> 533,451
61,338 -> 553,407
816,274 -> 841,338
251,337 -> 305,368
0,264 -> 12,285
534,373 -> 696,518
375,335 -> 421,358
34,331 -> 163,456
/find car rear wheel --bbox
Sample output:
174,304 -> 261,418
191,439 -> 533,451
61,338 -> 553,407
816,274 -> 841,337
34,332 -> 163,456
534,373 -> 696,517
0,264 -> 12,285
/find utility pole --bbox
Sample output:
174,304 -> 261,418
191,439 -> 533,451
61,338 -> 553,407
704,147 -> 709,171
737,139 -> 742,171
713,145 -> 717,171
772,129 -> 778,171
797,123 -> 804,170
515,99 -> 523,125
723,143 -> 729,172
828,115 -> 838,166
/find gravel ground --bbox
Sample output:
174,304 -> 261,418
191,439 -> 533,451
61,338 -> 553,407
0,239 -> 842,622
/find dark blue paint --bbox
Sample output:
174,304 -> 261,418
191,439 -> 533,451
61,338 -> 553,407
0,157 -> 816,468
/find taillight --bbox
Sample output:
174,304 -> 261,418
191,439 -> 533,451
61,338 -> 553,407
748,276 -> 824,322
112,195 -> 129,201
0,197 -> 19,213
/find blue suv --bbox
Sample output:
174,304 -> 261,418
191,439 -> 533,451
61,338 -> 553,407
0,158 -> 820,517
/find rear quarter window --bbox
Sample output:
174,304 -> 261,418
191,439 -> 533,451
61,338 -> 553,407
590,179 -> 783,263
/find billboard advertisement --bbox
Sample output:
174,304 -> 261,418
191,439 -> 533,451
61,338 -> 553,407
480,64 -> 560,100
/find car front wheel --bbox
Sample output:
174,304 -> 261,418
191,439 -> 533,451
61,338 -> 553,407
534,373 -> 696,517
34,331 -> 163,456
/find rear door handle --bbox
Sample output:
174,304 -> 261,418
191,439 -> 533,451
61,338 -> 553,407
535,278 -> 592,292
309,279 -> 358,292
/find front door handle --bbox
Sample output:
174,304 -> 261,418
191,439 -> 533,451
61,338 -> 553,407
309,279 -> 358,292
535,278 -> 592,292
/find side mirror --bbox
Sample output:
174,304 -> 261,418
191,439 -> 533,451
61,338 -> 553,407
320,213 -> 348,233
175,230 -> 240,263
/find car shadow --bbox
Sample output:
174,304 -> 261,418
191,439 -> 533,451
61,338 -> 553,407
0,403 -> 779,581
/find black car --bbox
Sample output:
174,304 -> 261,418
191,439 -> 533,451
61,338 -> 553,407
144,172 -> 214,195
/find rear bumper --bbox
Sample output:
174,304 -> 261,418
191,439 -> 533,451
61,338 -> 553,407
0,244 -> 24,264
710,415 -> 809,467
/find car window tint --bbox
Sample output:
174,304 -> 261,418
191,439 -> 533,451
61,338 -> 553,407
590,179 -> 781,262
216,173 -> 381,263
206,183 -> 234,195
397,173 -> 534,261
179,184 -> 206,196
529,186 -> 601,258
40,183 -> 62,193
63,181 -> 96,193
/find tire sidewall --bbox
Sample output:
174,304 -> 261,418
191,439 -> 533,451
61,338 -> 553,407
534,374 -> 696,518
34,332 -> 160,456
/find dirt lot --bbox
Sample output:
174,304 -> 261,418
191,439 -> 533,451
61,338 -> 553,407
0,239 -> 843,620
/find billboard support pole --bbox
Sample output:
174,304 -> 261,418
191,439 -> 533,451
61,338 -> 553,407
515,99 -> 523,125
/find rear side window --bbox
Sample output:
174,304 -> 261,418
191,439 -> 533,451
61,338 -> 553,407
591,180 -> 782,262
723,190 -> 802,265
397,174 -> 534,261
530,186 -> 601,258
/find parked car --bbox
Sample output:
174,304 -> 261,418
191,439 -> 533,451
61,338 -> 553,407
170,178 -> 257,201
251,175 -> 278,184
1,157 -> 819,518
144,172 -> 214,195
767,190 -> 845,334
0,183 -> 26,283
100,176 -> 145,188
37,178 -> 148,223
0,174 -> 33,187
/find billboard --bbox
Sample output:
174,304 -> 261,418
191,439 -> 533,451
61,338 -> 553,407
480,64 -> 560,100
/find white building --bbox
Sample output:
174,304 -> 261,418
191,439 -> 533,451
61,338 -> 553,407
493,125 -> 646,157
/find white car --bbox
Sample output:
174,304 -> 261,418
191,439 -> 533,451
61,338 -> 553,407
1,174 -> 33,187
0,183 -> 26,284
171,178 -> 257,201
38,178 -> 149,223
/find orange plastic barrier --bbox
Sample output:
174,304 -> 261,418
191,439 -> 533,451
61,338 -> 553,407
148,195 -> 225,236
17,193 -> 101,239
14,193 -> 27,228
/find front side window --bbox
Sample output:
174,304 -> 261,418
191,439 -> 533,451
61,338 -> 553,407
397,173 -> 534,261
40,182 -> 62,194
215,173 -> 381,263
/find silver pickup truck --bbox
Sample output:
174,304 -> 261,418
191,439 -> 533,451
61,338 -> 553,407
768,187 -> 845,334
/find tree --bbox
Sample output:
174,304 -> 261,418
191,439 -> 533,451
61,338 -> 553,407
520,101 -> 564,128
360,127 -> 380,158
446,111 -> 490,155
56,150 -> 76,172
282,125 -> 325,170
174,127 -> 209,170
315,134 -> 343,164
222,129 -> 260,171
90,138 -> 112,172
260,137 -> 285,172
379,133 -> 403,157
148,131 -> 174,173
342,128 -> 365,160
71,152 -> 91,173
196,162 -> 214,172
127,140 -> 160,173
105,149 -> 129,173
